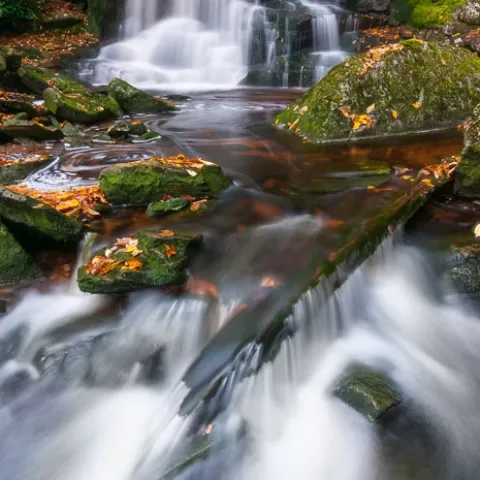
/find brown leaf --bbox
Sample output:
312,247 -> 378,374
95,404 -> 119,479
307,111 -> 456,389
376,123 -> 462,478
156,229 -> 175,238
165,244 -> 177,257
190,199 -> 208,212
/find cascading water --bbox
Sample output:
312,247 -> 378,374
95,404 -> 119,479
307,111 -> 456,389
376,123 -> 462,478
83,0 -> 351,90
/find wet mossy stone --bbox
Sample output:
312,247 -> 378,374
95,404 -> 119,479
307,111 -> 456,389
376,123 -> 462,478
0,47 -> 22,71
0,186 -> 84,243
107,78 -> 179,114
18,66 -> 88,95
0,155 -> 52,184
99,155 -> 232,206
77,229 -> 202,294
0,92 -> 36,117
274,40 -> 480,143
409,0 -> 467,28
43,87 -> 122,124
2,114 -> 63,141
147,197 -> 190,217
107,119 -> 148,138
0,221 -> 41,285
455,104 -> 480,197
444,242 -> 480,293
333,364 -> 402,422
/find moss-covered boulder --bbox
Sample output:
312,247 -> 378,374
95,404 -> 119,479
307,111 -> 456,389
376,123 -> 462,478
43,87 -> 122,124
455,104 -> 480,197
107,78 -> 179,114
99,154 -> 232,206
444,241 -> 480,293
1,113 -> 63,141
18,66 -> 88,95
408,0 -> 467,28
274,40 -> 480,143
0,155 -> 52,184
0,47 -> 22,71
0,186 -> 84,243
333,364 -> 402,422
0,92 -> 37,117
77,228 -> 202,294
146,197 -> 190,217
107,119 -> 148,138
0,220 -> 41,285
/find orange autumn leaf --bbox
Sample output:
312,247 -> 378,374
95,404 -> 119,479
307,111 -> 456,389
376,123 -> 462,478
85,256 -> 121,276
190,199 -> 208,212
165,244 -> 177,257
121,258 -> 142,271
56,199 -> 80,211
156,229 -> 175,238
186,278 -> 218,297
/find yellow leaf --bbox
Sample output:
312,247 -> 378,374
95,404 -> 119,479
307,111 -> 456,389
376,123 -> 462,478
366,103 -> 375,114
56,199 -> 80,211
340,106 -> 351,118
391,109 -> 398,119
412,102 -> 422,109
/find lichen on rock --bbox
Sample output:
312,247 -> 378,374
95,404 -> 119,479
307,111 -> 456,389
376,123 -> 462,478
274,40 -> 480,143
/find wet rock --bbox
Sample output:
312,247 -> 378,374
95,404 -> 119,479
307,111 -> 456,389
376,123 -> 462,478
0,47 -> 22,71
163,94 -> 192,102
1,113 -> 64,141
17,66 -> 88,95
107,119 -> 148,138
333,364 -> 402,422
107,78 -> 179,114
0,155 -> 52,184
132,129 -> 161,143
60,121 -> 85,137
99,155 -> 232,206
0,325 -> 29,365
146,197 -> 190,217
444,242 -> 480,293
43,87 -> 122,124
0,92 -> 37,117
274,40 -> 480,143
0,221 -> 41,285
77,228 -> 202,294
344,0 -> 390,14
454,1 -> 480,25
0,186 -> 84,243
455,104 -> 480,197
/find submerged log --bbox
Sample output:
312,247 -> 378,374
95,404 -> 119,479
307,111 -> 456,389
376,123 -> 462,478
180,159 -> 458,421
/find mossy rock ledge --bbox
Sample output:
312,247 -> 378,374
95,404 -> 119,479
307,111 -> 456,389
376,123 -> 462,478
0,220 -> 41,285
77,229 -> 202,294
333,364 -> 402,422
0,186 -> 84,243
107,78 -> 179,114
99,155 -> 232,206
0,155 -> 52,185
17,66 -> 88,95
274,40 -> 480,143
455,103 -> 480,197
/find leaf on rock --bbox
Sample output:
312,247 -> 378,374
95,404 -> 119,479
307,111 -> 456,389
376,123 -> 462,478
156,229 -> 175,238
391,109 -> 398,119
121,258 -> 142,271
165,244 -> 177,257
190,199 -> 208,212
86,256 -> 121,276
366,103 -> 375,114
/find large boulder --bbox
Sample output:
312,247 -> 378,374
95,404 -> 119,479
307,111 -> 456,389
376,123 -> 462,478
333,364 -> 402,422
43,87 -> 122,124
0,186 -> 84,243
107,78 -> 179,114
17,66 -> 88,95
2,113 -> 64,141
77,228 -> 202,293
99,154 -> 232,206
455,104 -> 480,197
274,40 -> 480,143
0,154 -> 52,184
454,0 -> 480,25
0,221 -> 41,285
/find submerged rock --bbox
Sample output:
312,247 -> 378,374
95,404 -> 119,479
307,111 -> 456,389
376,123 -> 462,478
0,155 -> 52,184
43,87 -> 122,124
99,155 -> 232,206
455,104 -> 480,197
0,186 -> 84,243
1,113 -> 63,141
107,119 -> 148,138
18,66 -> 88,95
0,221 -> 41,285
77,228 -> 202,293
0,92 -> 37,117
274,40 -> 480,143
333,364 -> 402,422
107,78 -> 179,114
146,197 -> 190,217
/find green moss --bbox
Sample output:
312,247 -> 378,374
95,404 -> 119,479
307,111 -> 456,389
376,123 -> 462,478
0,220 -> 41,285
2,114 -> 64,140
408,0 -> 466,28
0,94 -> 37,117
99,158 -> 232,206
146,197 -> 190,217
107,78 -> 179,114
18,66 -> 87,95
274,41 -> 480,143
0,186 -> 84,243
43,87 -> 122,124
333,364 -> 402,422
77,229 -> 202,294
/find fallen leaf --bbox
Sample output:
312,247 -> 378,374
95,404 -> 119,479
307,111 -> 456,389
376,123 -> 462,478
165,244 -> 177,257
412,102 -> 422,109
474,224 -> 480,238
391,109 -> 398,119
156,229 -> 175,238
190,199 -> 208,212
366,103 -> 375,114
121,258 -> 142,271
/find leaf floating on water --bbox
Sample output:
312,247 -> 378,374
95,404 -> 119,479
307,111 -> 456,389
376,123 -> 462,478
474,224 -> 480,238
165,244 -> 177,257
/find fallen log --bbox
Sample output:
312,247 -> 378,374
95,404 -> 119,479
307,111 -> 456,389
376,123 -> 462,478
179,159 -> 458,422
